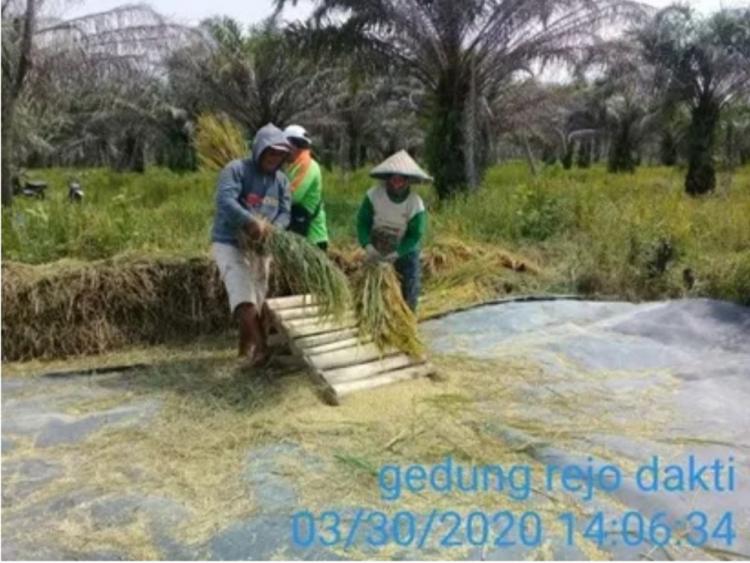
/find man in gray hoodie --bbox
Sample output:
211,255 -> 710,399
211,123 -> 291,368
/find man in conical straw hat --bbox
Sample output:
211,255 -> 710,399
356,150 -> 431,311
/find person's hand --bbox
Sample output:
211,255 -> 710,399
258,221 -> 272,243
245,218 -> 269,242
364,244 -> 381,264
384,252 -> 398,263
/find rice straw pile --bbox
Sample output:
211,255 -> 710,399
355,261 -> 424,357
241,226 -> 351,320
195,113 -> 247,171
1,257 -> 229,361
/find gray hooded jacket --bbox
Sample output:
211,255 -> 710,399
211,123 -> 291,246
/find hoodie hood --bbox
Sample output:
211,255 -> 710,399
251,123 -> 290,167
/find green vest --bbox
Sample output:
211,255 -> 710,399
285,158 -> 328,245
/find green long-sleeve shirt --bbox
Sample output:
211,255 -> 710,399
356,186 -> 427,257
285,157 -> 328,245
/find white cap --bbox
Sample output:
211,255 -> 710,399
283,124 -> 312,146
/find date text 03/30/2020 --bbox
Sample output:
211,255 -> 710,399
290,509 -> 736,551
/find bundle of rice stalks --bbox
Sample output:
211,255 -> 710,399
241,226 -> 351,320
354,261 -> 424,357
2,256 -> 230,362
423,236 -> 540,278
327,244 -> 363,276
195,113 -> 247,171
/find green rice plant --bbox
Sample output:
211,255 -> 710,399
195,113 -> 247,171
3,162 -> 749,307
512,183 -> 571,241
354,261 -> 424,357
694,251 -> 750,306
242,227 -> 352,319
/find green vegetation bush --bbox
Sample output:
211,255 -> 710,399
2,167 -> 215,262
3,162 -> 749,305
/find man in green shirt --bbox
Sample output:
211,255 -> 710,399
283,125 -> 329,251
356,150 -> 430,311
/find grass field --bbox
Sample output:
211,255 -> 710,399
3,162 -> 749,306
2,163 -> 748,558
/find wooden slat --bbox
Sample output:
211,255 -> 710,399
266,294 -> 316,310
309,343 -> 400,371
265,293 -> 437,404
266,305 -> 340,405
275,305 -> 321,321
324,355 -> 419,384
306,337 -> 372,356
286,313 -> 356,328
286,318 -> 358,338
333,364 -> 436,398
295,328 -> 359,349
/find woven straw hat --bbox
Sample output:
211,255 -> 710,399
369,150 -> 433,182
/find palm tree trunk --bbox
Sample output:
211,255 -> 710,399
425,68 -> 470,199
2,0 -> 37,207
577,139 -> 592,168
347,128 -> 359,170
562,140 -> 575,170
685,96 -> 719,195
608,120 -> 636,173
659,130 -> 678,166
463,55 -> 479,190
1,100 -> 16,206
522,134 -> 539,176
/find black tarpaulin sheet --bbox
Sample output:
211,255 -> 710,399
422,298 -> 750,559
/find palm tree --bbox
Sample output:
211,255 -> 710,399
312,67 -> 425,169
2,0 -> 37,205
478,80 -> 581,172
602,48 -> 657,172
2,2 -> 192,201
167,17 -> 336,135
638,6 -> 750,195
18,42 -> 193,170
274,0 -> 644,198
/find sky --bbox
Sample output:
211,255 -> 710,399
64,0 -> 749,26
64,0 -> 314,25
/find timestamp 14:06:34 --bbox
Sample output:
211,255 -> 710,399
290,509 -> 736,550
560,510 -> 735,548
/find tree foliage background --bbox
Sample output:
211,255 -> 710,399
2,0 -> 749,206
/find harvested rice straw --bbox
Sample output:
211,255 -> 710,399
195,113 -> 247,171
1,257 -> 228,361
355,261 -> 424,357
240,224 -> 351,320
